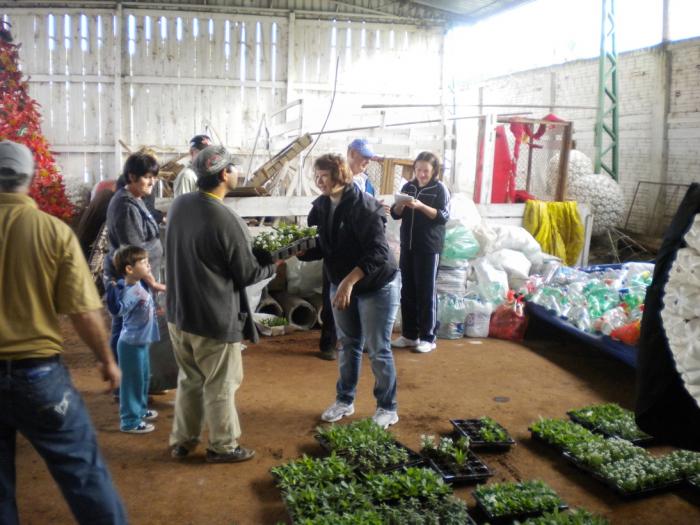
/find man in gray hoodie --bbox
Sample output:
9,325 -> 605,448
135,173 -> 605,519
165,145 -> 277,463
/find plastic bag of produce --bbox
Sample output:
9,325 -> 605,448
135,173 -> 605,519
489,295 -> 529,341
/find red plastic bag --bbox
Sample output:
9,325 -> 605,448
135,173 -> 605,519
489,297 -> 529,341
610,320 -> 641,345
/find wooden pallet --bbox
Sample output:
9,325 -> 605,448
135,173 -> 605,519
248,133 -> 313,189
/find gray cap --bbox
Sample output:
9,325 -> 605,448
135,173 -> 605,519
192,145 -> 243,178
0,140 -> 34,179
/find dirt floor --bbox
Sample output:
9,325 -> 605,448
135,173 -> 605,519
13,319 -> 700,525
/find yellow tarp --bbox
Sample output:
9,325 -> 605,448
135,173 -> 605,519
524,200 -> 584,266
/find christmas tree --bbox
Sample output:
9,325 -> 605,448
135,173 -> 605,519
0,21 -> 74,221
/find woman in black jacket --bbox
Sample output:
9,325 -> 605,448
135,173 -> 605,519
390,151 -> 450,354
302,153 -> 401,429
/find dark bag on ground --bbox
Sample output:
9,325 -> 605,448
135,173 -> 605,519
148,313 -> 179,392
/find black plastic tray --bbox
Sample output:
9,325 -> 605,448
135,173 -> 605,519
562,451 -> 683,498
266,236 -> 317,262
567,411 -> 655,446
473,491 -> 567,524
422,451 -> 492,484
314,434 -> 424,473
688,476 -> 700,492
450,419 -> 515,451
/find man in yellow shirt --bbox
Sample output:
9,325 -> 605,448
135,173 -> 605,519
0,141 -> 127,524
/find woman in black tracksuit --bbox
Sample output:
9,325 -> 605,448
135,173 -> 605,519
390,151 -> 450,354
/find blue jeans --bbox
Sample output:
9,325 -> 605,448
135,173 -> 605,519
331,273 -> 400,411
117,341 -> 151,430
0,358 -> 127,525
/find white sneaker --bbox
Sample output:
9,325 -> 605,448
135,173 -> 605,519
321,401 -> 355,423
412,340 -> 436,353
391,336 -> 420,348
372,408 -> 399,429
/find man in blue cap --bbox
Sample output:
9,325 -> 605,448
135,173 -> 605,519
347,138 -> 376,196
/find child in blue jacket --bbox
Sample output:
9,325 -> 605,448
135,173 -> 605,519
111,245 -> 160,433
390,152 -> 450,353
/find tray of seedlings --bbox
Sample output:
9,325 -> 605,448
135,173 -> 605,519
567,403 -> 654,446
253,224 -> 317,263
270,453 -> 476,524
516,508 -> 610,525
419,434 -> 492,485
315,418 -> 424,474
450,417 -> 515,451
562,439 -> 684,498
528,417 -> 599,454
664,449 -> 700,491
472,480 -> 567,524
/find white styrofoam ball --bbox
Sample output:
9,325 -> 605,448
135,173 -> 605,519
545,150 -> 594,194
566,173 -> 625,236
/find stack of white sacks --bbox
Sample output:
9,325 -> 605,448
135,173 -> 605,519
661,214 -> 700,407
436,195 -> 547,339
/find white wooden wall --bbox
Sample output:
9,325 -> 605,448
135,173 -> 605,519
4,8 -> 445,194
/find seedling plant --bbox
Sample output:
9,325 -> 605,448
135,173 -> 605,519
316,418 -> 413,472
474,480 -> 565,519
566,437 -> 648,470
478,416 -> 510,443
270,453 -> 352,491
529,418 -> 598,452
253,223 -> 317,253
259,316 -> 289,328
568,403 -> 652,442
517,508 -> 610,525
420,434 -> 471,468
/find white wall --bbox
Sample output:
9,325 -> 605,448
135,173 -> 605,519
455,37 -> 700,235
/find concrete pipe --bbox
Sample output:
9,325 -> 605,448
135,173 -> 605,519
306,293 -> 323,327
255,294 -> 284,317
272,292 -> 318,330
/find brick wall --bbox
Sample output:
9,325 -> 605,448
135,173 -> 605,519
457,37 -> 700,235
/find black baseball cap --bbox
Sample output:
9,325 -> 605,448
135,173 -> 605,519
189,134 -> 212,151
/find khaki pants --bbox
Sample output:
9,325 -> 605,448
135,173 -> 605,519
168,323 -> 243,454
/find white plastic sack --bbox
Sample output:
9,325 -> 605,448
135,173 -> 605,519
490,225 -> 543,267
472,257 -> 509,303
472,222 -> 498,256
488,249 -> 532,281
446,193 -> 482,231
285,256 -> 323,296
489,225 -> 539,260
246,276 -> 276,312
464,299 -> 493,338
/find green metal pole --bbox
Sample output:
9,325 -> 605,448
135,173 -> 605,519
594,0 -> 619,181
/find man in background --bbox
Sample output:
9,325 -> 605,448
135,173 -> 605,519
173,134 -> 211,197
0,140 -> 126,524
348,138 -> 376,195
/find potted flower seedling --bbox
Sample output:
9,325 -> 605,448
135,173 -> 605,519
473,480 -> 567,522
316,419 -> 421,472
450,416 -> 515,451
529,418 -> 598,453
567,403 -> 653,445
595,454 -> 682,496
517,508 -> 610,525
419,434 -> 491,484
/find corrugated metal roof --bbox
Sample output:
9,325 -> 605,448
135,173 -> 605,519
4,1 -> 533,26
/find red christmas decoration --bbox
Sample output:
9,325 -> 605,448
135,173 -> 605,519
0,22 -> 75,221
